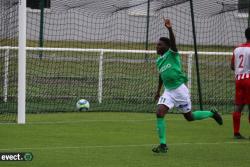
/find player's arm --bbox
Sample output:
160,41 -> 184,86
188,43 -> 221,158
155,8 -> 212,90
155,75 -> 163,101
231,54 -> 235,71
164,18 -> 178,52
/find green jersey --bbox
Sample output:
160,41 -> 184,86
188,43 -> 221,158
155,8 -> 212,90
156,49 -> 188,90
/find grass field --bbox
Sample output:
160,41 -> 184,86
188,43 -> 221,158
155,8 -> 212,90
0,112 -> 249,167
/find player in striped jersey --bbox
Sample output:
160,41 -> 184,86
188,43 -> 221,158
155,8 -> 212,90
231,27 -> 250,139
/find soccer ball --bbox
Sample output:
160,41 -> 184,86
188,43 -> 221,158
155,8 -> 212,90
76,99 -> 90,111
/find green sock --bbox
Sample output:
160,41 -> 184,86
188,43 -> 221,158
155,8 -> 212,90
156,118 -> 166,144
192,110 -> 214,120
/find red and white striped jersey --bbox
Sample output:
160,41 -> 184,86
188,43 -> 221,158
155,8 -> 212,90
232,42 -> 250,80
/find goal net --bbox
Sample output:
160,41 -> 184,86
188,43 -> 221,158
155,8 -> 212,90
1,0 -> 249,122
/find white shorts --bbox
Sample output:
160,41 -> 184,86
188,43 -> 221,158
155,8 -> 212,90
157,84 -> 191,113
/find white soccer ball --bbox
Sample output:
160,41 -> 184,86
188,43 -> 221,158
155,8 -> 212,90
76,99 -> 90,111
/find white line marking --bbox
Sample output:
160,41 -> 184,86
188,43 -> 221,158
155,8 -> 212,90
0,141 -> 249,151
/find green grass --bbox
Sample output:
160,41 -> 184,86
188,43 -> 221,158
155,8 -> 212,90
0,112 -> 249,167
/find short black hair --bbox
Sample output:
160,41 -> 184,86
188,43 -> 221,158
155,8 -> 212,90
159,37 -> 170,46
245,27 -> 250,40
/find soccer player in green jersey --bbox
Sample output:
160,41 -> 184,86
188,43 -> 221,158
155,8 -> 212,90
152,18 -> 223,153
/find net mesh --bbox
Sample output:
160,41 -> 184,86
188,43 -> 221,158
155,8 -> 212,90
0,0 -> 18,122
1,0 -> 250,120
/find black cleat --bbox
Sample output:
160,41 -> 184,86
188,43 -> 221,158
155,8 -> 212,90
211,108 -> 223,125
234,133 -> 246,139
152,144 -> 168,153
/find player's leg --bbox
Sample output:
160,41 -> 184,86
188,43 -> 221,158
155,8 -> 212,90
152,104 -> 169,153
233,104 -> 245,139
152,91 -> 174,153
246,78 -> 250,125
183,108 -> 222,124
183,111 -> 194,121
156,104 -> 169,146
248,105 -> 250,139
183,110 -> 214,121
248,105 -> 250,124
174,84 -> 222,124
247,78 -> 250,130
233,79 -> 246,139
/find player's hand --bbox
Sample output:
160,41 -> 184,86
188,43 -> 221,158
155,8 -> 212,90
154,92 -> 160,101
163,18 -> 172,29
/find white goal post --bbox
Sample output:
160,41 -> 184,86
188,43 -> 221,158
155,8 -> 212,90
0,46 -> 232,124
18,0 -> 26,124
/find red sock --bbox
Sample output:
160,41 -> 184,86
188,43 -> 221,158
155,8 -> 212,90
232,112 -> 241,135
